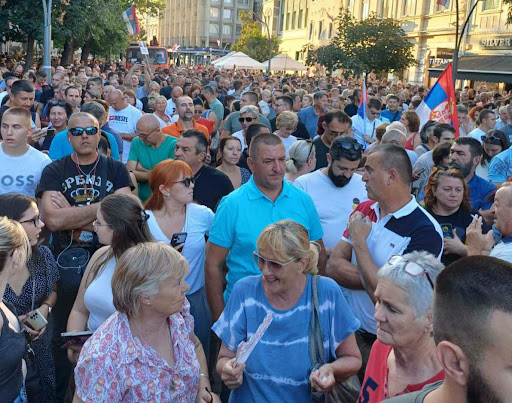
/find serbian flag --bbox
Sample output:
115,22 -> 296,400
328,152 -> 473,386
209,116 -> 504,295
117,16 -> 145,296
437,0 -> 449,6
122,6 -> 140,35
357,79 -> 368,120
171,43 -> 180,52
325,10 -> 335,22
416,63 -> 459,137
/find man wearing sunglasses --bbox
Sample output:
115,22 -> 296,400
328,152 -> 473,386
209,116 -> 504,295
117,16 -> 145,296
205,132 -> 325,322
221,91 -> 272,138
327,144 -> 443,375
313,110 -> 352,170
232,105 -> 259,150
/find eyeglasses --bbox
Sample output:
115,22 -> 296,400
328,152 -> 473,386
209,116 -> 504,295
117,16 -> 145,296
174,177 -> 195,188
239,117 -> 255,123
388,255 -> 434,289
253,251 -> 296,272
20,214 -> 42,227
137,128 -> 158,138
69,126 -> 99,136
482,135 -> 503,145
368,110 -> 381,116
93,219 -> 111,228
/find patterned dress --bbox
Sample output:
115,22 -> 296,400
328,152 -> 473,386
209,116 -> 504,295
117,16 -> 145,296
75,298 -> 201,402
3,246 -> 60,403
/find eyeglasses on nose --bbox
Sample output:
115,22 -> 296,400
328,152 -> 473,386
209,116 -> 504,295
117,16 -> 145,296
174,177 -> 195,187
239,117 -> 255,123
20,213 -> 42,227
69,126 -> 99,136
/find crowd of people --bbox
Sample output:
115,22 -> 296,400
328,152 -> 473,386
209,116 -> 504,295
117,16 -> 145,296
1,56 -> 512,403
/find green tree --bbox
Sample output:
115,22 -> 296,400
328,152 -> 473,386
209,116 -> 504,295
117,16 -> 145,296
305,8 -> 416,77
232,11 -> 280,62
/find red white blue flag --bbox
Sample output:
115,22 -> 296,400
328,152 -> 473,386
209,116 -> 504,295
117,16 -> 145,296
437,0 -> 449,7
416,63 -> 459,137
122,6 -> 140,36
357,79 -> 367,121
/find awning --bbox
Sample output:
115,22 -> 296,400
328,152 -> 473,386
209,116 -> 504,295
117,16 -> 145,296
428,55 -> 512,83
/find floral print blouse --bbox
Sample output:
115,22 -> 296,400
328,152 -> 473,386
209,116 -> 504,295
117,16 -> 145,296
75,299 -> 200,402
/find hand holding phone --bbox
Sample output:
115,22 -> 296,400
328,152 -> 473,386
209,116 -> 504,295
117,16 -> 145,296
23,309 -> 48,331
171,232 -> 187,247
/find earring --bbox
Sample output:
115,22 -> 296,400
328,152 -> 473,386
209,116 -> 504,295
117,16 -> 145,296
165,194 -> 171,199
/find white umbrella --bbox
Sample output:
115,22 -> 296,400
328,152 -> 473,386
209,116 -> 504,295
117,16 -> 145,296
263,54 -> 308,72
214,52 -> 265,70
212,51 -> 238,65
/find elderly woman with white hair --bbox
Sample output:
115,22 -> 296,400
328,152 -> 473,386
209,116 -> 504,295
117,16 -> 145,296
275,111 -> 298,157
358,251 -> 445,402
73,242 -> 219,403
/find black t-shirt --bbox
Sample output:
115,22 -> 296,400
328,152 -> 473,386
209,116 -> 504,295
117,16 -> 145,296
313,136 -> 330,170
160,86 -> 172,100
344,103 -> 358,117
193,164 -> 234,212
39,86 -> 55,107
36,155 -> 131,254
427,207 -> 489,266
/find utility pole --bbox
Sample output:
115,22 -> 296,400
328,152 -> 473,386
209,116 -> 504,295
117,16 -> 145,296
42,0 -> 52,81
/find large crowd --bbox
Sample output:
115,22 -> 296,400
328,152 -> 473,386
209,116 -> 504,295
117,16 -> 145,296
1,57 -> 512,403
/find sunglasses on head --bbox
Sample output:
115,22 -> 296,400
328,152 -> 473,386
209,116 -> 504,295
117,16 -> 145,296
338,140 -> 362,151
174,177 -> 195,188
69,126 -> 99,136
239,117 -> 255,123
482,135 -> 503,145
388,255 -> 434,289
49,101 -> 67,107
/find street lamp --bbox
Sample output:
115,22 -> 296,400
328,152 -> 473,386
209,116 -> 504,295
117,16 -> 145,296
42,0 -> 52,81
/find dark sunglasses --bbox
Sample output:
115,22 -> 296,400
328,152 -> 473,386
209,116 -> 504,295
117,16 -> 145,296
174,177 -> 195,188
338,141 -> 362,151
239,117 -> 255,123
69,126 -> 99,136
482,135 -> 503,145
49,101 -> 67,107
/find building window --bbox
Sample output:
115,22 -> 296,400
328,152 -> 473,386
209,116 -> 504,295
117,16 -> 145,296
328,22 -> 333,38
209,23 -> 219,34
292,11 -> 296,29
298,9 -> 303,28
237,0 -> 249,4
349,0 -> 354,7
224,0 -> 233,4
223,9 -> 232,19
318,21 -> 323,39
309,22 -> 314,40
403,0 -> 415,15
223,25 -> 232,35
482,0 -> 499,10
362,1 -> 369,19
286,12 -> 290,30
210,8 -> 220,19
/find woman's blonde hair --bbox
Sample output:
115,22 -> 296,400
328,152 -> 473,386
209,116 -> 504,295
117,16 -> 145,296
0,216 -> 30,273
276,111 -> 298,130
256,220 -> 319,275
112,242 -> 189,317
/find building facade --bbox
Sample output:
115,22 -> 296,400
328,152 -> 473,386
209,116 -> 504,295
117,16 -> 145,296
159,0 -> 260,49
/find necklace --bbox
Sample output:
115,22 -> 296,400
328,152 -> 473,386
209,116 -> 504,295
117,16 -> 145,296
74,152 -> 99,205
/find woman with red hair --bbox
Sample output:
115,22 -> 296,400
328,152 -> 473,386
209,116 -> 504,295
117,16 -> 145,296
144,159 -> 214,358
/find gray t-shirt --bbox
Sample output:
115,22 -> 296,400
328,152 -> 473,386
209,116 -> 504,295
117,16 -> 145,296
384,381 -> 442,403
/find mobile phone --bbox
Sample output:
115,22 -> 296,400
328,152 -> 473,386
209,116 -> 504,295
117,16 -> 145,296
46,128 -> 55,137
441,224 -> 454,239
171,232 -> 187,247
23,309 -> 48,331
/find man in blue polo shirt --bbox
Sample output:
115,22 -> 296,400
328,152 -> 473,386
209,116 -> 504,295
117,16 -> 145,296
49,101 -> 120,161
297,91 -> 328,138
489,146 -> 512,186
327,144 -> 443,378
449,137 -> 496,214
205,132 -> 326,321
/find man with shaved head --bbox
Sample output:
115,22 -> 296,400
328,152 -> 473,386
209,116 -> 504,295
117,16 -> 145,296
162,96 -> 209,138
126,114 -> 178,202
381,128 -> 418,166
108,89 -> 142,162
165,86 -> 184,116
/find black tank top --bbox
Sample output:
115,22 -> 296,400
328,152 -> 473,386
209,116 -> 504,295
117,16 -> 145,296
0,302 -> 25,403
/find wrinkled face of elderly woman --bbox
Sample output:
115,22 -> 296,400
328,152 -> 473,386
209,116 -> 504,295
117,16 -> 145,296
373,279 -> 432,348
150,275 -> 190,317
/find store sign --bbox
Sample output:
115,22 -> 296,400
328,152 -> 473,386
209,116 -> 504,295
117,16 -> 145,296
480,38 -> 512,49
437,48 -> 454,59
429,58 -> 452,67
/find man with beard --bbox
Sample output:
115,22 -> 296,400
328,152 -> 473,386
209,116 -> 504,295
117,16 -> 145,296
162,96 -> 209,139
294,136 -> 368,255
313,110 -> 352,170
327,144 -> 443,378
385,255 -> 512,403
449,137 -> 496,213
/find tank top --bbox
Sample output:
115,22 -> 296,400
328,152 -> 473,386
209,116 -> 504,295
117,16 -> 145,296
84,257 -> 117,331
0,302 -> 25,402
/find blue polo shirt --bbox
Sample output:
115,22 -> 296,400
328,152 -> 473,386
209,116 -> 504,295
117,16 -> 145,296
468,173 -> 496,211
489,148 -> 512,184
209,176 -> 324,302
297,106 -> 323,138
48,129 -> 120,161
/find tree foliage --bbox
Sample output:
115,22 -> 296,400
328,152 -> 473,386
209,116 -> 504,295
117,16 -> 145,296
232,11 -> 281,62
305,8 -> 416,77
503,0 -> 512,24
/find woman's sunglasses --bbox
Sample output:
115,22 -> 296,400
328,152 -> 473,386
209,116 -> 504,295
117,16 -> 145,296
174,177 -> 195,188
69,126 -> 99,136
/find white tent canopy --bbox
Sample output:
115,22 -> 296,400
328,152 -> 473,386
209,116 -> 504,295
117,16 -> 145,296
263,54 -> 308,71
211,51 -> 238,65
213,52 -> 265,70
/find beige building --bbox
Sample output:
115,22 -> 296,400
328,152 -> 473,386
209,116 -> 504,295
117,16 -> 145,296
272,0 -> 512,84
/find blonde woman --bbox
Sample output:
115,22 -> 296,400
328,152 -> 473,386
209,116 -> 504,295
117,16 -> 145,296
74,242 -> 219,402
152,95 -> 174,128
275,111 -> 298,157
214,220 -> 361,403
285,139 -> 316,183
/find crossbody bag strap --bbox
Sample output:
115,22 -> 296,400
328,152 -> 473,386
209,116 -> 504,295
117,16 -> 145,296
308,275 -> 325,365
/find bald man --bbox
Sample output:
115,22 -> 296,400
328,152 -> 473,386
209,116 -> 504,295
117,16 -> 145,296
108,89 -> 142,163
162,96 -> 209,139
126,114 -> 177,202
165,86 -> 184,116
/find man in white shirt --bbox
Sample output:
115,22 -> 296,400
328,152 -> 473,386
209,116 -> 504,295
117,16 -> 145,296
468,109 -> 496,144
352,98 -> 386,149
108,89 -> 142,162
0,107 -> 51,196
165,86 -> 183,116
295,136 -> 368,252
495,105 -> 509,131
